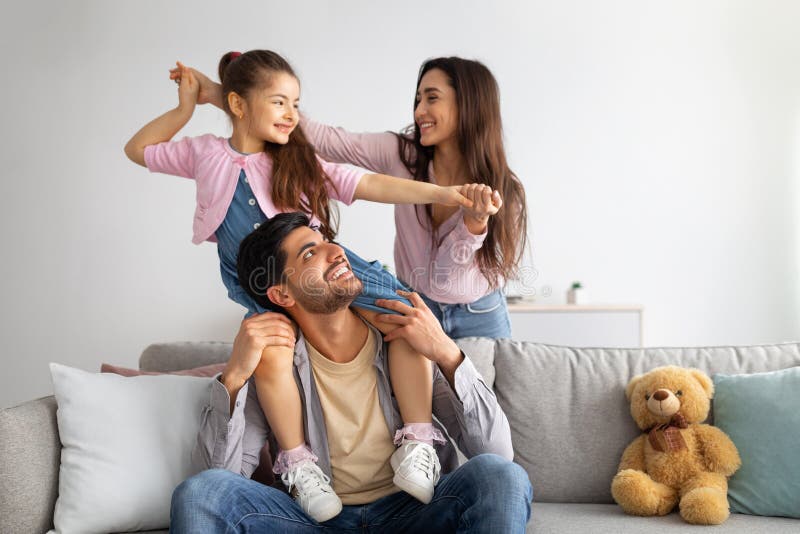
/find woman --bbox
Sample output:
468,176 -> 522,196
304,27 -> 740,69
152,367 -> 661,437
179,56 -> 527,339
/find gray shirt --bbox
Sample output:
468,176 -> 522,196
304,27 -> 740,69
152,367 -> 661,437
192,323 -> 513,480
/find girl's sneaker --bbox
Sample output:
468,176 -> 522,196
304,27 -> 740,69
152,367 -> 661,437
390,439 -> 442,504
281,460 -> 342,523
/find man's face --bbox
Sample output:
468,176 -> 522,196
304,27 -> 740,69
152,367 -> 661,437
276,226 -> 363,314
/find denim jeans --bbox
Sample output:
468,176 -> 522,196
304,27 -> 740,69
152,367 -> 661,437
171,454 -> 533,533
420,288 -> 512,339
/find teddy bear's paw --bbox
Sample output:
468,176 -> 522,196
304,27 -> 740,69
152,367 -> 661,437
680,487 -> 730,525
612,469 -> 677,516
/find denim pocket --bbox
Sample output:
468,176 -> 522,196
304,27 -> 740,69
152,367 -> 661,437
465,290 -> 504,314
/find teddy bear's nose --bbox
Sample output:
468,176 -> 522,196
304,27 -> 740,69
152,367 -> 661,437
652,390 -> 669,401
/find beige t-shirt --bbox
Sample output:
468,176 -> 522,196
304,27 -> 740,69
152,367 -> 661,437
306,328 -> 399,505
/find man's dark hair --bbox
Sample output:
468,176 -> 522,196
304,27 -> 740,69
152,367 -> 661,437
237,212 -> 312,313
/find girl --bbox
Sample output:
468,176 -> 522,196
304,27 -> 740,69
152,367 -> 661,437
180,57 -> 526,341
126,50 -> 480,523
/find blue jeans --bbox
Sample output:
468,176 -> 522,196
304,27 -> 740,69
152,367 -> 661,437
420,289 -> 512,339
171,454 -> 533,533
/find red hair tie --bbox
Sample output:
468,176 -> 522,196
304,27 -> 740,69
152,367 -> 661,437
230,51 -> 242,60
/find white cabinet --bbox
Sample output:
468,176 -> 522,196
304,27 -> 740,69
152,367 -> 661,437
508,302 -> 643,347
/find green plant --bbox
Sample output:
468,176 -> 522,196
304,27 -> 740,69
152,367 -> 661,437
571,281 -> 582,290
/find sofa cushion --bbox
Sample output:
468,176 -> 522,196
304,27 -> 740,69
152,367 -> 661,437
527,504 -> 800,533
0,396 -> 59,534
493,341 -> 800,503
139,341 -> 233,372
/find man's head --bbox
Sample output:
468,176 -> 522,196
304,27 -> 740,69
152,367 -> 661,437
237,212 -> 362,316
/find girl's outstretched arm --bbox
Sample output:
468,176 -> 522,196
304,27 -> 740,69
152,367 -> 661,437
124,63 -> 199,166
354,173 -> 473,208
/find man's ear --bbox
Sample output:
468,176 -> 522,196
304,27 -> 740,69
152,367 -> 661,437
227,92 -> 245,119
267,285 -> 293,308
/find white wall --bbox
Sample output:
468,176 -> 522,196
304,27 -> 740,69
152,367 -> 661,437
2,0 -> 799,408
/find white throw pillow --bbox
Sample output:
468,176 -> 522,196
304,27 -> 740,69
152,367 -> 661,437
49,363 -> 212,534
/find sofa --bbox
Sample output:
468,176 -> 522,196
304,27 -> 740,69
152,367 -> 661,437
2,338 -> 799,533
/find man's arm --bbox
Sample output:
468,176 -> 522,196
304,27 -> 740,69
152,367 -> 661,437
192,312 -> 297,476
192,375 -> 270,477
430,352 -> 514,460
376,291 -> 514,459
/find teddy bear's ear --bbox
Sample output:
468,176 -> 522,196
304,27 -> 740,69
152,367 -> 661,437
689,368 -> 714,398
625,374 -> 644,401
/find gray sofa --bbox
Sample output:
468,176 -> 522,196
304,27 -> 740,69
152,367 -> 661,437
2,338 -> 799,533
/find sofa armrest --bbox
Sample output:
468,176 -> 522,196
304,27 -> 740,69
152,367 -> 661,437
0,395 -> 60,533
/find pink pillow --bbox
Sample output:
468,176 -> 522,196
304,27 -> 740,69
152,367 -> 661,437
100,362 -> 275,486
100,362 -> 226,377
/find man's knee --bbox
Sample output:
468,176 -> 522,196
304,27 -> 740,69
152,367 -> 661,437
464,454 -> 533,499
172,469 -> 233,509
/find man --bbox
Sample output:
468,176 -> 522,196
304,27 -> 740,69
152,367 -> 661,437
170,213 -> 533,532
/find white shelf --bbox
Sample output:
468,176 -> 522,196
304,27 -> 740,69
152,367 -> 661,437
507,303 -> 643,313
506,301 -> 644,347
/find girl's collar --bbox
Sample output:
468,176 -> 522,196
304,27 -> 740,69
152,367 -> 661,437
226,138 -> 257,157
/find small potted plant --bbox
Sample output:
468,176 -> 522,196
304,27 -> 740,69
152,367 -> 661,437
567,281 -> 587,305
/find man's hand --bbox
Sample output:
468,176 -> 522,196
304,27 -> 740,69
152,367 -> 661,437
375,290 -> 463,383
221,312 -> 296,395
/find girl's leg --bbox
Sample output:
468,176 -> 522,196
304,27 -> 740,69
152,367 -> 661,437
356,309 -> 433,428
252,345 -> 305,452
357,308 -> 444,504
252,345 -> 343,523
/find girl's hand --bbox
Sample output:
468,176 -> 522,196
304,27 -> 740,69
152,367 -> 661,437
460,183 -> 502,233
170,63 -> 219,106
437,185 -> 474,209
176,62 -> 199,111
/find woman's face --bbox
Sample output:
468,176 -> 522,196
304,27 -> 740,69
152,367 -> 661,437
415,68 -> 458,147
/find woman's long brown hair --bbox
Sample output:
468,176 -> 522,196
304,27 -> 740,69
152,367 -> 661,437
395,57 -> 528,288
219,50 -> 338,240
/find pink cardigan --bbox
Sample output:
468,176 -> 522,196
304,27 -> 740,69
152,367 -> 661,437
144,134 -> 362,244
301,118 -> 492,304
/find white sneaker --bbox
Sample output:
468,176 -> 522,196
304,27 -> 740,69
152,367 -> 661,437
281,460 -> 342,523
390,439 -> 441,504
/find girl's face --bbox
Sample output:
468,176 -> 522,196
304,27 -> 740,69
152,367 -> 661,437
242,72 -> 300,145
414,68 -> 458,147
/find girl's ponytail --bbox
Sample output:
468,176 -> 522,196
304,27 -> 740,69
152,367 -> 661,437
218,51 -> 242,84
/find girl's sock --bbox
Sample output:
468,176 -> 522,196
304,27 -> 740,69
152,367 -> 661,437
393,422 -> 447,447
272,443 -> 318,474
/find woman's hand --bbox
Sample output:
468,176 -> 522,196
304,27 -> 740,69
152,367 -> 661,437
170,62 -> 222,107
176,63 -> 199,111
460,183 -> 502,234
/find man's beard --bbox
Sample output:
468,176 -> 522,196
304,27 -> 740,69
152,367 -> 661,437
287,276 -> 363,314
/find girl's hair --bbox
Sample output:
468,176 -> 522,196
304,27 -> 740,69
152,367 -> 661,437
395,57 -> 528,288
218,50 -> 338,240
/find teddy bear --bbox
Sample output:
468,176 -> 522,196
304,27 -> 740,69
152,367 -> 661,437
611,366 -> 741,525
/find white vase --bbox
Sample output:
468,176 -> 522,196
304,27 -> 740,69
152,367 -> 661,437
567,288 -> 588,305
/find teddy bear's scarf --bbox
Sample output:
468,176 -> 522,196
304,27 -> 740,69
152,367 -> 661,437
647,413 -> 688,452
